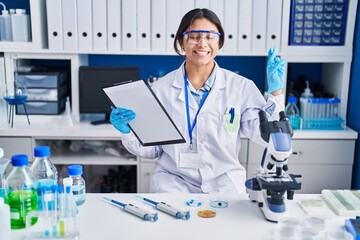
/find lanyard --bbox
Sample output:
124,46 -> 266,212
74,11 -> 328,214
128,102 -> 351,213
184,73 -> 210,150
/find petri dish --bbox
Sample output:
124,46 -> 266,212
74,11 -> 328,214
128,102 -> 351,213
210,199 -> 228,208
304,216 -> 326,231
274,225 -> 297,240
296,226 -> 320,240
327,230 -> 353,240
278,216 -> 301,230
197,209 -> 217,218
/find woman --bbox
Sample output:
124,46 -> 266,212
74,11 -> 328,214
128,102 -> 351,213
110,8 -> 285,193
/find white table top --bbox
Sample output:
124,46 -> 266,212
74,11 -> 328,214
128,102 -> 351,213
10,193 -> 350,240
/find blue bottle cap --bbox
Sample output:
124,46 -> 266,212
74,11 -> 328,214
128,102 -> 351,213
287,96 -> 298,104
68,164 -> 83,176
11,154 -> 29,166
34,146 -> 50,157
57,185 -> 64,194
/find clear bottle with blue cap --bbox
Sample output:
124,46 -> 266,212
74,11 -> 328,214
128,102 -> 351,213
30,146 -> 58,210
67,165 -> 86,206
4,154 -> 38,229
285,96 -> 301,130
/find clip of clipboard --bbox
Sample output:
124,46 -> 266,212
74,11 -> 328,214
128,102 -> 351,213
103,79 -> 186,146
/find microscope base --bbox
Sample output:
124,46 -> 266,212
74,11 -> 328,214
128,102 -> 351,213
259,190 -> 288,222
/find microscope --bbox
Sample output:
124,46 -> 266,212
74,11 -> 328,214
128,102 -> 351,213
245,110 -> 302,222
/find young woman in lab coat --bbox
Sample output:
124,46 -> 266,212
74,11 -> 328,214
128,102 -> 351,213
110,8 -> 285,194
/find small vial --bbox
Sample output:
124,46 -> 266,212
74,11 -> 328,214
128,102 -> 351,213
67,165 -> 86,206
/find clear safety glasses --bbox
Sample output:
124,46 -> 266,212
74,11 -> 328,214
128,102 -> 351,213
182,30 -> 221,45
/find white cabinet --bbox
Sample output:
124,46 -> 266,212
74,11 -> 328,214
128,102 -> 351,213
247,138 -> 356,193
0,137 -> 33,159
139,159 -> 156,193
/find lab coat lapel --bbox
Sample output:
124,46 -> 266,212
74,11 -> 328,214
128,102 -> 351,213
201,66 -> 226,110
172,65 -> 198,110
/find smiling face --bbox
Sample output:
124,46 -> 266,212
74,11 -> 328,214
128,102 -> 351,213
181,18 -> 220,70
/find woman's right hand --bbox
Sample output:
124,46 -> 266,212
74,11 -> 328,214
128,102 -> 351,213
110,107 -> 136,134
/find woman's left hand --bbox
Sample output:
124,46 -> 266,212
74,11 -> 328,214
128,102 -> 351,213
266,47 -> 286,95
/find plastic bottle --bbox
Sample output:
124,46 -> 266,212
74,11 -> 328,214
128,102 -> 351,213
67,165 -> 86,206
285,96 -> 301,130
0,9 -> 12,41
0,197 -> 11,240
5,154 -> 38,229
30,146 -> 58,210
300,81 -> 314,119
11,8 -> 30,42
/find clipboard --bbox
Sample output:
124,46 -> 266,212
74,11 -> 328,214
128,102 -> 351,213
103,79 -> 186,146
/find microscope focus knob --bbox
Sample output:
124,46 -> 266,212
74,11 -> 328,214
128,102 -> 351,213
287,190 -> 295,200
283,164 -> 288,172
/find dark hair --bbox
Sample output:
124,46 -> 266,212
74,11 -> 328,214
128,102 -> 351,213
173,8 -> 225,55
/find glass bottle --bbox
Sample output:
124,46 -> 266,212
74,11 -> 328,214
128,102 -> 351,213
30,146 -> 58,210
4,154 -> 38,229
285,96 -> 301,130
68,165 -> 86,206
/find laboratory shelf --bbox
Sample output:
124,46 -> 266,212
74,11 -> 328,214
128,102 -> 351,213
50,154 -> 137,166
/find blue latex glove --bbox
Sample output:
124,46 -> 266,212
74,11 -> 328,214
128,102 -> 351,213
110,107 -> 136,134
266,47 -> 286,94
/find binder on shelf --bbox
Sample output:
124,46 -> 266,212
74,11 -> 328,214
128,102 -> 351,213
151,0 -> 166,52
195,0 -> 209,8
137,0 -> 151,52
251,0 -> 267,52
122,0 -> 137,51
46,0 -> 63,50
266,0 -> 282,50
92,0 -> 107,51
77,0 -> 93,50
209,0 -> 224,26
223,0 -> 238,53
166,0 -> 181,52
180,1 -> 195,17
61,0 -> 78,50
103,80 -> 186,146
238,0 -> 252,52
107,0 -> 121,51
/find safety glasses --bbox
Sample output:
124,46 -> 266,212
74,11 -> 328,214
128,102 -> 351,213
181,30 -> 221,45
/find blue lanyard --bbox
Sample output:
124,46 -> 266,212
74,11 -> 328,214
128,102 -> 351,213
184,73 -> 210,150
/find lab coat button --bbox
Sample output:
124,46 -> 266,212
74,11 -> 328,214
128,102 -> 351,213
199,137 -> 204,143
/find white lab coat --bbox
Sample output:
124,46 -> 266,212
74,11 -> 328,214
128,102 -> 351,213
120,62 -> 284,194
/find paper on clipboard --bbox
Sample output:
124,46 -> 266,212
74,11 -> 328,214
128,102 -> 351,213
103,80 -> 186,146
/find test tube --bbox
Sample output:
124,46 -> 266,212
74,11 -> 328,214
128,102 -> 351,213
51,185 -> 58,237
57,185 -> 65,237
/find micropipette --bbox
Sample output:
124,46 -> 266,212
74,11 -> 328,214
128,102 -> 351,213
101,197 -> 158,222
136,195 -> 190,220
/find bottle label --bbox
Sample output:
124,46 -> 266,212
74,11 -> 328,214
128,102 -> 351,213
7,190 -> 38,228
72,185 -> 86,205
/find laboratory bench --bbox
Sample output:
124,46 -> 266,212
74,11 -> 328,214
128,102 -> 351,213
9,193 -> 352,240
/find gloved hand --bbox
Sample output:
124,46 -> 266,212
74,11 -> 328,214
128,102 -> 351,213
110,107 -> 136,134
266,47 -> 286,94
